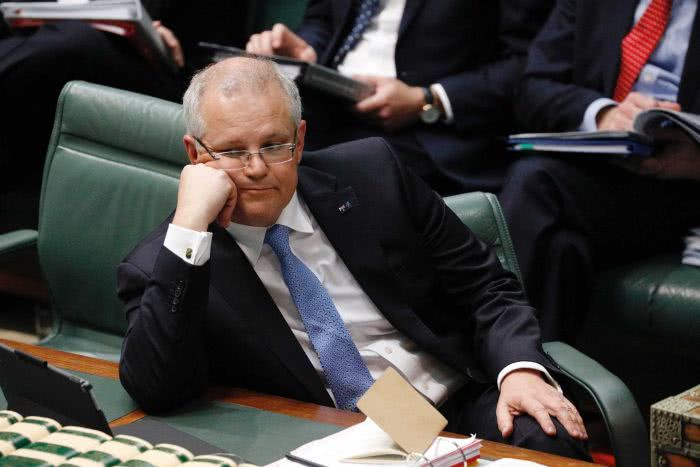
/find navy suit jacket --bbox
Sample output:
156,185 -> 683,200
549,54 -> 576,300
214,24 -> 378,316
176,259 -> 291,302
117,138 -> 552,413
294,0 -> 554,190
517,0 -> 700,131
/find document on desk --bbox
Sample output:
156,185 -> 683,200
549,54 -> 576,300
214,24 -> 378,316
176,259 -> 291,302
269,418 -> 481,467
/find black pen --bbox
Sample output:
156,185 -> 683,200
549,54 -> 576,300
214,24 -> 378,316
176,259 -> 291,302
285,453 -> 329,467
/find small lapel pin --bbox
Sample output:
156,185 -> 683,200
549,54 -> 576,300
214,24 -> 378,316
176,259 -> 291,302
337,201 -> 353,214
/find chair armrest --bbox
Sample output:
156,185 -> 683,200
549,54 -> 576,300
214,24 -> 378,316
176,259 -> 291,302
543,341 -> 648,467
0,230 -> 38,259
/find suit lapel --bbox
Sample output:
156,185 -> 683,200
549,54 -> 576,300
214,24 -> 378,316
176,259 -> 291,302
398,0 -> 424,38
323,0 -> 355,65
297,167 -> 429,342
601,0 -> 639,95
208,226 -> 332,406
678,6 -> 700,110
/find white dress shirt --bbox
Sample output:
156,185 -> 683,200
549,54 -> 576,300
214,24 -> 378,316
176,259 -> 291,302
164,192 -> 559,405
335,0 -> 455,123
580,0 -> 697,131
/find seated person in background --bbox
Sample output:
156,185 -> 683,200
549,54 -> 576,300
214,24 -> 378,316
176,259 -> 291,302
117,56 -> 590,460
0,0 -> 247,232
246,0 -> 554,195
499,0 -> 700,341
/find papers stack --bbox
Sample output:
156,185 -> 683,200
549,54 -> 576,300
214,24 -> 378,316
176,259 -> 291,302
508,109 -> 700,159
507,131 -> 654,157
274,419 -> 481,467
683,228 -> 700,267
0,0 -> 177,71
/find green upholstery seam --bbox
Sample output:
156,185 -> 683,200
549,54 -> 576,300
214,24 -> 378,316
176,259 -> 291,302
40,81 -> 73,230
53,144 -> 181,182
485,194 -> 524,284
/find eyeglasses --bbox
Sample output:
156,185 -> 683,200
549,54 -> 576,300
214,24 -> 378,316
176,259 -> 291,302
194,133 -> 297,170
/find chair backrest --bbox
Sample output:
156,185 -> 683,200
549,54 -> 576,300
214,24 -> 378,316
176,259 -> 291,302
38,81 -> 187,335
443,193 -> 524,284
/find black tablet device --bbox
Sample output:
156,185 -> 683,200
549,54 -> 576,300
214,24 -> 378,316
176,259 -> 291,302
0,343 -> 111,434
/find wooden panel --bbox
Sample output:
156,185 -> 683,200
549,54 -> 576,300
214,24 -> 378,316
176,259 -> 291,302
684,422 -> 700,443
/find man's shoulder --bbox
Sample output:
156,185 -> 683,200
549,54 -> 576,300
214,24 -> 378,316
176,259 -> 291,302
301,137 -> 399,172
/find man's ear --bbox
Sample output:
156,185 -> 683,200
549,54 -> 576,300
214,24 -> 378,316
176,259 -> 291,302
294,120 -> 307,164
183,135 -> 201,164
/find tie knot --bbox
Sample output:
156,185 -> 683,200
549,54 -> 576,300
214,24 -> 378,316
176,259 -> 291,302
265,224 -> 292,257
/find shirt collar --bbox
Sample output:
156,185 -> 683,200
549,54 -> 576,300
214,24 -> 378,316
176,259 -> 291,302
226,191 -> 314,264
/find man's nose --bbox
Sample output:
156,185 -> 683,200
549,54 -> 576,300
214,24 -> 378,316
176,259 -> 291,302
244,153 -> 269,178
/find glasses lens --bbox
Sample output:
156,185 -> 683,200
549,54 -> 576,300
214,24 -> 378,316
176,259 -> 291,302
219,153 -> 249,170
261,144 -> 294,164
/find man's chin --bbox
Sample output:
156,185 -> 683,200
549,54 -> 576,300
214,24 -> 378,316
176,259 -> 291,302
231,203 -> 280,227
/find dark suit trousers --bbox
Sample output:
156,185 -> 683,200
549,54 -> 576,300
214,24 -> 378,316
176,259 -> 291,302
499,156 -> 700,341
440,382 -> 590,460
0,21 -> 183,232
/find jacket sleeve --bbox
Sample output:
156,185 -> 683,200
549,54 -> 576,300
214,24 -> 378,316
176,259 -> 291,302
393,143 -> 554,381
515,0 -> 606,131
117,242 -> 211,413
295,0 -> 335,60
438,0 -> 555,133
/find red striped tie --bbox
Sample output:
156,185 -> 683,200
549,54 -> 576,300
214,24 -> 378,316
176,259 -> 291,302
613,0 -> 672,102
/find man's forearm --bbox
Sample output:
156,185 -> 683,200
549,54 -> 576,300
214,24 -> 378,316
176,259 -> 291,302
118,246 -> 211,412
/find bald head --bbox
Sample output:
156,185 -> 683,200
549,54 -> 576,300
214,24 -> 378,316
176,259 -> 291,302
183,57 -> 302,139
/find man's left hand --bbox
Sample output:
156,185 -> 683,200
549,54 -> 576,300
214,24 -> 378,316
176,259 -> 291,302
497,369 -> 588,440
354,76 -> 424,131
153,21 -> 184,68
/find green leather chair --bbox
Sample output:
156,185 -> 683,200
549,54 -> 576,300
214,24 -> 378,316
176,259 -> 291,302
577,255 -> 700,420
444,193 -> 648,467
0,81 -> 185,360
0,81 -> 646,466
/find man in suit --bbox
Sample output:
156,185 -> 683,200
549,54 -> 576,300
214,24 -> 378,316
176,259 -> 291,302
118,56 -> 589,459
499,0 -> 700,341
245,0 -> 554,194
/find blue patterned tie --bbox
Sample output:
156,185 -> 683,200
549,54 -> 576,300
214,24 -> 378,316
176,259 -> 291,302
331,0 -> 381,67
265,224 -> 374,410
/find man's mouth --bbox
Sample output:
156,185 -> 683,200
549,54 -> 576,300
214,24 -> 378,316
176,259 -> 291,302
239,187 -> 273,192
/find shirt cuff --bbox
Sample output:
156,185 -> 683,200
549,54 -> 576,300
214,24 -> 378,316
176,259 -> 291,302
431,83 -> 454,124
164,223 -> 213,266
579,97 -> 617,131
497,361 -> 562,394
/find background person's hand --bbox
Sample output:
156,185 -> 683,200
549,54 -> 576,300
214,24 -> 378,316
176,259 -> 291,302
173,164 -> 238,231
597,92 -> 680,131
619,126 -> 700,181
497,369 -> 588,441
246,23 -> 317,63
354,76 -> 424,131
153,21 -> 184,68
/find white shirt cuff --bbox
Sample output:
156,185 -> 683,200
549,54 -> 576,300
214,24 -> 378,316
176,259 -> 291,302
431,83 -> 454,124
579,97 -> 617,131
164,223 -> 213,266
497,361 -> 562,394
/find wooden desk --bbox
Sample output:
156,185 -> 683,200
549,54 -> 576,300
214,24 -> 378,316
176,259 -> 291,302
1,340 -> 599,467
